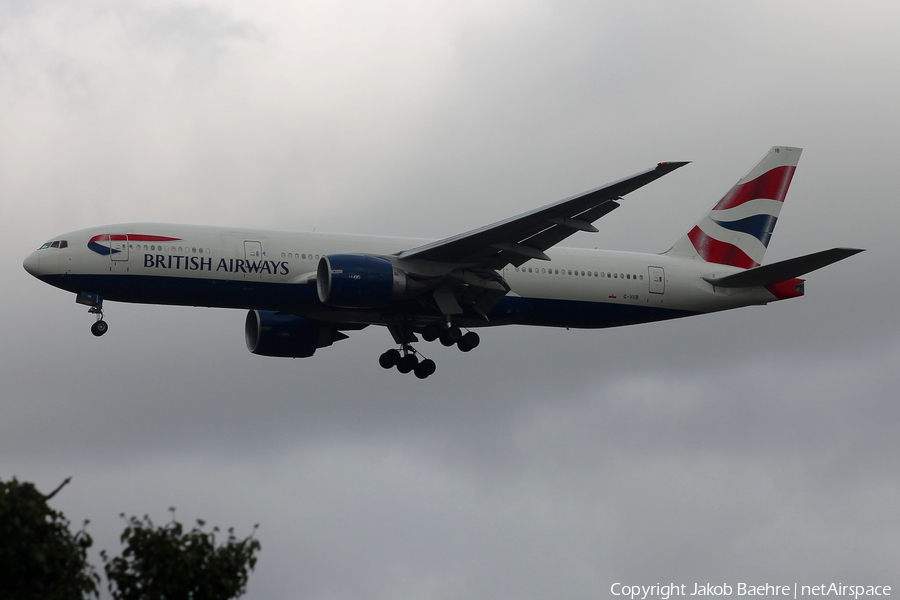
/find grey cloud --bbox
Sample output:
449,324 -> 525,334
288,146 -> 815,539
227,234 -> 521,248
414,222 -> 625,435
2,1 -> 899,598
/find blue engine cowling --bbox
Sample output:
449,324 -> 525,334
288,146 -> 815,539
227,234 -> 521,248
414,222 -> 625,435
245,310 -> 343,358
317,254 -> 407,308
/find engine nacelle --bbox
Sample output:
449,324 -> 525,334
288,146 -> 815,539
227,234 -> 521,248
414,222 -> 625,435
245,310 -> 343,358
317,254 -> 407,308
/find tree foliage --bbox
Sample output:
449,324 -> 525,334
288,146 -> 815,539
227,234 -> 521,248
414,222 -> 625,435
1,477 -> 261,600
0,477 -> 100,599
101,508 -> 261,600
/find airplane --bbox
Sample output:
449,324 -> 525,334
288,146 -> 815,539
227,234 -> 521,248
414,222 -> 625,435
23,146 -> 862,379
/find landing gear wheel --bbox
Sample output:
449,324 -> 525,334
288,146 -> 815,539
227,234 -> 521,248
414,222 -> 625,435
440,325 -> 461,347
422,322 -> 442,342
91,320 -> 108,337
379,349 -> 401,369
414,359 -> 436,379
397,354 -> 419,374
457,331 -> 480,352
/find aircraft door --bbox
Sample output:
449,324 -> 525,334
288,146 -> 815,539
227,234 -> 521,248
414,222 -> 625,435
244,241 -> 262,261
648,266 -> 665,294
110,235 -> 129,261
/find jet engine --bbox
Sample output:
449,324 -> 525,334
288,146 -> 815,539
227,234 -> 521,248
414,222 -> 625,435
245,310 -> 346,358
316,254 -> 408,308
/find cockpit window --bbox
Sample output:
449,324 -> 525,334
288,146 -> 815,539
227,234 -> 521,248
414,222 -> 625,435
38,240 -> 68,250
39,242 -> 52,249
58,240 -> 67,248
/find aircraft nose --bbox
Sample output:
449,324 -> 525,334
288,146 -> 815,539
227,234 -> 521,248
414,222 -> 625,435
23,252 -> 40,277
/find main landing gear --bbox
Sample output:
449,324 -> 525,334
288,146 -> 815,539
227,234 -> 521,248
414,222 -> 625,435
379,346 -> 437,379
420,322 -> 480,352
379,322 -> 480,378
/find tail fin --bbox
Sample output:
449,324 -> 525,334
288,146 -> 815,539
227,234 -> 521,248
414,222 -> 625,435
664,146 -> 802,268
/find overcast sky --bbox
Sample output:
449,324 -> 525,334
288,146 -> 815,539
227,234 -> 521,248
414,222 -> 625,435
2,1 -> 899,598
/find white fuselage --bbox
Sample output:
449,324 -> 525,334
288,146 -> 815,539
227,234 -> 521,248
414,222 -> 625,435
24,223 -> 785,330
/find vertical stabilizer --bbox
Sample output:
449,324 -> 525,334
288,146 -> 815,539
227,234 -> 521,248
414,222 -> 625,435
664,146 -> 801,268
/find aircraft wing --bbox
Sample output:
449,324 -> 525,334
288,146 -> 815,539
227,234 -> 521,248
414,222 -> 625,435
398,161 -> 689,269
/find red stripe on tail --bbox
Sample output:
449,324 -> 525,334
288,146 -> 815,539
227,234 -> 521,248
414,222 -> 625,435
687,226 -> 758,268
713,165 -> 796,211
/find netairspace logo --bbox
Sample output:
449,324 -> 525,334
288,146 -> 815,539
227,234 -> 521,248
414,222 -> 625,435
610,583 -> 892,600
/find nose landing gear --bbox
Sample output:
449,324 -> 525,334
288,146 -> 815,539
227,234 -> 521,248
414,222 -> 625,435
77,292 -> 108,337
90,317 -> 108,337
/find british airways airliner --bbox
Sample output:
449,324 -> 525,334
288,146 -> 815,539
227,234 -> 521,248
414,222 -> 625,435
23,147 -> 861,378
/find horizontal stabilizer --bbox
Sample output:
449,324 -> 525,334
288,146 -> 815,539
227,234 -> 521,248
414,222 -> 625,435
703,247 -> 864,288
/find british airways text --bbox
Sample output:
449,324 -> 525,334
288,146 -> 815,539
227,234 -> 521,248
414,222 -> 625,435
143,254 -> 290,275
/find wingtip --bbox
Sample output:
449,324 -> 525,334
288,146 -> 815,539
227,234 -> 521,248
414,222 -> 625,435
656,161 -> 691,172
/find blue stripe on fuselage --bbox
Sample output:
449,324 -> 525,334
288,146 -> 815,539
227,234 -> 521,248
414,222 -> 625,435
38,273 -> 697,330
486,296 -> 697,329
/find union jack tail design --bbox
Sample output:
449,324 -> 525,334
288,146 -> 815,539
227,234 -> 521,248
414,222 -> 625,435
664,146 -> 801,268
